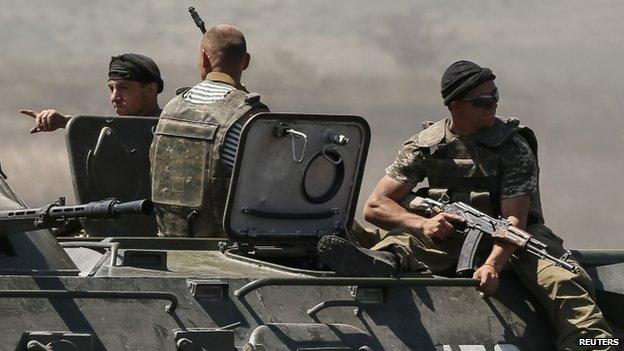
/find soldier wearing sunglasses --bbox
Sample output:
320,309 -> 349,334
318,60 -> 614,350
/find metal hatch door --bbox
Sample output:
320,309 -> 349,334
224,113 -> 370,247
65,115 -> 158,237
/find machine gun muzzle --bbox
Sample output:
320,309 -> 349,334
46,199 -> 153,219
111,199 -> 153,216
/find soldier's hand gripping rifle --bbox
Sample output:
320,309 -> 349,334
0,197 -> 153,235
416,197 -> 579,276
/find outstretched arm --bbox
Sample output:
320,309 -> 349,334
20,109 -> 71,133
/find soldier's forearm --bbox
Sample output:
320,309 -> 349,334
484,242 -> 516,272
364,195 -> 427,232
500,195 -> 531,230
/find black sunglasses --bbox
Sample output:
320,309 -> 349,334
460,88 -> 499,108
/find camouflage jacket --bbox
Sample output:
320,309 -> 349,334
387,117 -> 544,224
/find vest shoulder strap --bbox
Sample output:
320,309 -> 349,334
472,116 -> 519,147
517,124 -> 539,161
220,91 -> 270,117
415,119 -> 446,148
175,86 -> 192,95
245,92 -> 270,111
160,94 -> 184,118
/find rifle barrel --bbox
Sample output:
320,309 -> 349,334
188,6 -> 207,34
526,243 -> 579,273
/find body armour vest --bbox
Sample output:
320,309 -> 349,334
150,88 -> 268,237
412,117 -> 544,224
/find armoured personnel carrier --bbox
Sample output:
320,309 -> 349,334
0,112 -> 622,350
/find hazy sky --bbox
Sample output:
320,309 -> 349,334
0,1 -> 623,248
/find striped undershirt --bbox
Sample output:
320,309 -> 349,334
183,80 -> 235,104
183,80 -> 242,169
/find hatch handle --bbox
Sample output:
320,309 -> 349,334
274,123 -> 308,163
26,341 -> 50,351
241,207 -> 338,219
60,241 -> 120,269
307,300 -> 362,318
288,128 -> 308,163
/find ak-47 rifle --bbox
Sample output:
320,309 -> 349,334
416,197 -> 579,275
188,6 -> 206,34
0,197 -> 153,235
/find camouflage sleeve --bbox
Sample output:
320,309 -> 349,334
499,133 -> 538,199
385,136 -> 427,185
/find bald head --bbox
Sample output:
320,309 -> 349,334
199,24 -> 249,80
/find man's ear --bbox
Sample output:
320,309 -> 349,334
448,101 -> 461,114
146,82 -> 159,97
201,49 -> 212,72
242,52 -> 250,71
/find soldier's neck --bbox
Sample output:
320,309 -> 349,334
141,102 -> 162,117
208,69 -> 242,87
449,117 -> 480,136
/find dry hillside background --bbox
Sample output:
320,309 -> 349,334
0,1 -> 622,248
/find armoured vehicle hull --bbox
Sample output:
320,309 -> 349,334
0,113 -> 622,350
2,236 -> 623,350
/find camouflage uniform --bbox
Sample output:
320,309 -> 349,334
374,117 -> 613,351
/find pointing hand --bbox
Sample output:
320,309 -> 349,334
20,109 -> 71,133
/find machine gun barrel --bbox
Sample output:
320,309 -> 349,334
0,199 -> 153,235
419,197 -> 579,274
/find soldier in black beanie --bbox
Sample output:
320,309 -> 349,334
108,53 -> 164,94
320,60 -> 615,350
20,53 -> 163,133
440,60 -> 495,106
